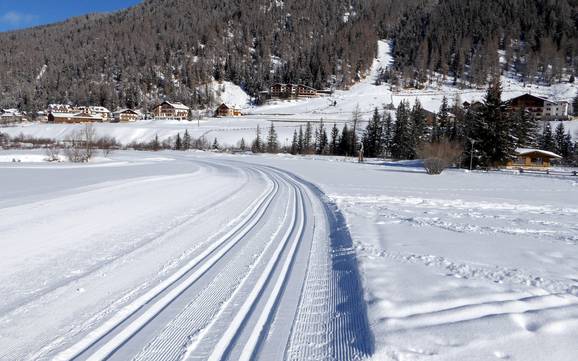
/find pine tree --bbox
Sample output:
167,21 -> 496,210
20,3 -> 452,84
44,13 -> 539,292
554,122 -> 570,159
438,96 -> 451,137
297,126 -> 304,154
512,108 -> 538,148
410,100 -> 426,149
183,129 -> 191,150
339,124 -> 351,156
317,120 -> 328,154
304,122 -> 313,154
152,134 -> 160,151
175,133 -> 182,150
540,122 -> 555,152
383,113 -> 393,158
212,137 -> 219,150
391,100 -> 414,159
266,122 -> 279,153
474,81 -> 515,167
239,137 -> 246,151
330,123 -> 339,155
362,107 -> 384,158
252,125 -> 263,153
290,130 -> 298,155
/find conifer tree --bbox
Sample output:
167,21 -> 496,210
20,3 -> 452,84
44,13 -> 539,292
297,126 -> 304,154
438,96 -> 451,137
152,134 -> 160,151
391,100 -> 414,159
512,108 -> 538,148
363,107 -> 384,158
239,137 -> 246,151
317,120 -> 328,154
339,124 -> 351,156
540,122 -> 555,152
266,122 -> 279,153
212,137 -> 219,150
252,125 -> 263,153
410,100 -> 426,149
175,133 -> 182,150
383,113 -> 393,158
304,122 -> 313,154
290,130 -> 298,155
330,123 -> 339,155
554,122 -> 571,159
474,81 -> 515,167
183,129 -> 191,150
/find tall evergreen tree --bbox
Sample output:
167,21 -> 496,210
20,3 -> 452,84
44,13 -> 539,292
438,96 -> 451,137
410,100 -> 426,149
304,122 -> 313,154
391,100 -> 414,159
330,123 -> 339,155
183,129 -> 191,150
239,137 -> 246,151
339,124 -> 351,156
175,132 -> 182,150
297,126 -> 304,154
512,108 -> 538,148
252,124 -> 263,153
362,107 -> 384,158
540,122 -> 555,152
554,122 -> 572,160
290,130 -> 298,155
317,120 -> 328,154
383,113 -> 393,157
473,81 -> 515,167
266,122 -> 279,153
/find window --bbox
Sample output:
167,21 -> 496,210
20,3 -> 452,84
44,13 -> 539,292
531,157 -> 543,165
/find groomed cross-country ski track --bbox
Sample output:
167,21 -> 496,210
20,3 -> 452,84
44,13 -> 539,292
0,155 -> 373,361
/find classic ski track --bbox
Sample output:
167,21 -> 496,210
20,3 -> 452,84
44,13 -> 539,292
54,168 -> 279,361
204,170 -> 306,361
131,168 -> 297,361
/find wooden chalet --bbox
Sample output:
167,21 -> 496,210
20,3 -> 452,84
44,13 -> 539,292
269,83 -> 318,98
215,103 -> 242,117
507,94 -> 569,120
113,109 -> 140,122
48,112 -> 104,123
506,148 -> 562,169
152,101 -> 190,120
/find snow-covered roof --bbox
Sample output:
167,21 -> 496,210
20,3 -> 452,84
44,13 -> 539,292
162,101 -> 190,110
50,112 -> 103,120
113,108 -> 139,115
516,148 -> 562,159
90,106 -> 111,113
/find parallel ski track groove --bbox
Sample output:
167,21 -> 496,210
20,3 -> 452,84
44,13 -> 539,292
55,169 -> 279,361
205,169 -> 306,361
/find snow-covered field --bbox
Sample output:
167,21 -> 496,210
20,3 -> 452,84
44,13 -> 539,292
2,41 -> 576,148
1,149 -> 577,361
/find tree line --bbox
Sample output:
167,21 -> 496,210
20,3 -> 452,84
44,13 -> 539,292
249,82 -> 577,168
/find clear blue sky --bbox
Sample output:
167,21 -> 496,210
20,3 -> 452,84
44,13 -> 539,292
0,0 -> 142,32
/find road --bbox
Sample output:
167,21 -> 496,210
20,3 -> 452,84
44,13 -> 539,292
0,155 -> 372,361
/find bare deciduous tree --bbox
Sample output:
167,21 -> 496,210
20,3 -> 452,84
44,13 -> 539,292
418,139 -> 463,175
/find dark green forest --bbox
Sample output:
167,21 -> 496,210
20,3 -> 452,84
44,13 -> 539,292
0,0 -> 576,111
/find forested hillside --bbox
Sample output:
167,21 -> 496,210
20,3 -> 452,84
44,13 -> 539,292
0,0 -> 577,112
391,0 -> 578,88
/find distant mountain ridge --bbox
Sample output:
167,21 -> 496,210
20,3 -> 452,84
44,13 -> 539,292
0,0 -> 576,113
